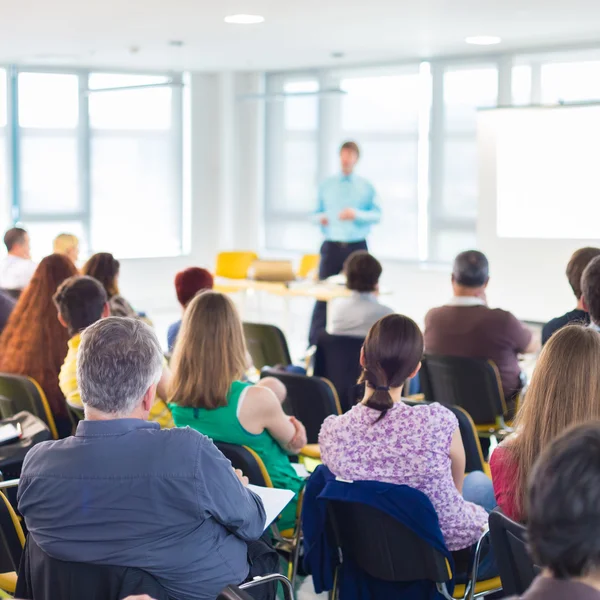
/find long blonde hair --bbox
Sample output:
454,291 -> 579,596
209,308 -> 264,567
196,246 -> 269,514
508,325 -> 600,519
168,291 -> 248,409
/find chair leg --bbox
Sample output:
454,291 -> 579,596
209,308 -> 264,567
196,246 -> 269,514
288,516 -> 303,588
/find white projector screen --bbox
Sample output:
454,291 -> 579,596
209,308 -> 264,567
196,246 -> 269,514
489,104 -> 600,239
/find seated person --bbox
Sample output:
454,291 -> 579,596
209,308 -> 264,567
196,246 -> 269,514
506,422 -> 600,600
319,314 -> 497,578
18,317 -> 275,600
542,247 -> 600,344
0,227 -> 36,291
53,275 -> 173,428
52,233 -> 80,265
82,252 -> 138,318
490,324 -> 600,522
168,291 -> 307,531
326,250 -> 394,338
424,250 -> 538,409
168,267 -> 214,351
0,254 -> 79,437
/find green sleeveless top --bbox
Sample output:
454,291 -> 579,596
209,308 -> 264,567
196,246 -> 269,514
169,381 -> 304,531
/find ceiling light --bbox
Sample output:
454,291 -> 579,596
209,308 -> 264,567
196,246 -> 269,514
224,14 -> 265,24
465,35 -> 502,46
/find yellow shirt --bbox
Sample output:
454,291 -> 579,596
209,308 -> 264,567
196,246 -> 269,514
59,333 -> 174,429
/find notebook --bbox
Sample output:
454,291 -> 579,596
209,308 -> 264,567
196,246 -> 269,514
248,484 -> 295,530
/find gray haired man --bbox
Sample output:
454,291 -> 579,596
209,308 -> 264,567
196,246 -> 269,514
18,317 -> 275,600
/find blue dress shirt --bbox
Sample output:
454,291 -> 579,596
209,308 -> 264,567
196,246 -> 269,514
167,319 -> 181,352
313,173 -> 381,242
18,419 -> 266,600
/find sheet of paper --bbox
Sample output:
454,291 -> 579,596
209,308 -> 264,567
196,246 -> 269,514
291,463 -> 310,479
248,484 -> 295,530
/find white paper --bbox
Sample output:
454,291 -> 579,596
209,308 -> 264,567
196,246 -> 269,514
248,484 -> 295,530
291,463 -> 310,479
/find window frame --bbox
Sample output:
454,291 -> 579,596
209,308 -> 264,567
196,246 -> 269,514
2,65 -> 185,260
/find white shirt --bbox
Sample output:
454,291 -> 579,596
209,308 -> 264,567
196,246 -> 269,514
327,291 -> 394,338
445,296 -> 486,307
0,255 -> 37,290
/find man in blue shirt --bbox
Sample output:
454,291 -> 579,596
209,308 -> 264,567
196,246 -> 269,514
308,141 -> 381,345
18,317 -> 274,600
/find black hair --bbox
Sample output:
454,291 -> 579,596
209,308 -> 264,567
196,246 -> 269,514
3,227 -> 27,252
452,250 -> 489,288
527,421 -> 600,579
359,314 -> 423,422
53,275 -> 108,337
344,251 -> 382,293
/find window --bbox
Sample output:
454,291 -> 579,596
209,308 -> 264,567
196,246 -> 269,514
89,74 -> 182,258
338,72 -> 423,260
264,78 -> 321,251
541,60 -> 600,104
3,70 -> 184,261
429,65 -> 498,262
0,69 -> 8,234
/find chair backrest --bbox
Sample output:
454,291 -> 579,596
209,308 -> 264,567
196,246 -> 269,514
313,332 -> 364,413
215,442 -> 273,487
420,355 -> 506,424
489,508 -> 540,596
260,371 -> 341,444
297,254 -> 320,279
327,499 -> 451,584
243,322 -> 292,370
0,374 -> 58,439
16,536 -> 169,600
0,491 -> 25,574
215,251 -> 259,280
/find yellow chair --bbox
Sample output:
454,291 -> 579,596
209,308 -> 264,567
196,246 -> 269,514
215,251 -> 258,280
297,254 -> 320,280
0,488 -> 25,596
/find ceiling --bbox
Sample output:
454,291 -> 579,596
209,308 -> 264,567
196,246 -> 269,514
2,0 -> 600,72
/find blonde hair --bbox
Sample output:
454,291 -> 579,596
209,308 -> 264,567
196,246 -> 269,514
53,233 -> 79,255
508,325 -> 600,519
168,291 -> 248,410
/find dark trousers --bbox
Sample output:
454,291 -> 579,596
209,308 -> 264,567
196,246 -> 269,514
244,534 -> 280,600
308,240 -> 368,346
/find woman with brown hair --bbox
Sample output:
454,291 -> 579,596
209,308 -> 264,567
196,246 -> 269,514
168,291 -> 307,531
0,253 -> 78,436
82,252 -> 137,318
319,313 -> 496,576
490,324 -> 600,522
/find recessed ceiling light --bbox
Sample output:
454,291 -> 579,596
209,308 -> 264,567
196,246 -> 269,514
224,14 -> 265,24
465,35 -> 502,46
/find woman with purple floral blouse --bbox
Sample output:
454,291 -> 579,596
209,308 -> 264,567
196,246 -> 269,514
319,313 -> 497,577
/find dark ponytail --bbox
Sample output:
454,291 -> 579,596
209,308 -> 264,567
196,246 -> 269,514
359,314 -> 423,422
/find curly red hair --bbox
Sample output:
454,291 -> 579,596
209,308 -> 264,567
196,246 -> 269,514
0,254 -> 78,420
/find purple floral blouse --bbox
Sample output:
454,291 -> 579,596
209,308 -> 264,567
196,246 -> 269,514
319,401 -> 488,551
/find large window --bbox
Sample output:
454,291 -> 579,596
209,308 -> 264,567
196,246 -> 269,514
3,69 -> 184,260
0,69 -> 8,234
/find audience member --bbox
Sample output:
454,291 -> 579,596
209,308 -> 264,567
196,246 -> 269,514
168,267 -> 214,351
490,324 -> 600,522
542,247 -> 600,344
168,291 -> 307,531
0,254 -> 78,436
17,317 -> 276,600
319,314 -> 497,578
0,227 -> 36,291
82,252 -> 137,318
52,233 -> 80,265
0,290 -> 15,335
583,256 -> 600,332
424,250 -> 537,409
506,422 -> 600,599
53,275 -> 173,428
326,250 -> 394,338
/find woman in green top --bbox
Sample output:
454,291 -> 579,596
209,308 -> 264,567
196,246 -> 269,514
168,291 -> 307,531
